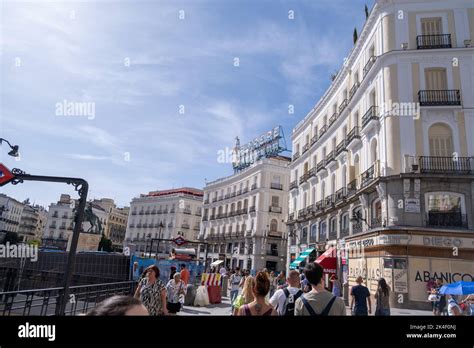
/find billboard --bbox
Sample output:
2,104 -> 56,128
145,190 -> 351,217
232,126 -> 287,172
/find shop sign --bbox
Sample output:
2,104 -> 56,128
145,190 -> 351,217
405,198 -> 420,213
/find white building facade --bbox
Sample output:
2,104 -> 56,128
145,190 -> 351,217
288,0 -> 474,309
0,193 -> 24,239
124,188 -> 203,256
199,156 -> 291,273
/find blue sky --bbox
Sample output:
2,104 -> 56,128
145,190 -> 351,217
1,0 -> 374,208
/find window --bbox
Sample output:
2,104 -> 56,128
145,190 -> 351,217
426,192 -> 463,213
271,196 -> 279,207
425,68 -> 447,90
310,224 -> 317,243
318,221 -> 327,241
428,123 -> 453,156
270,219 -> 278,232
301,226 -> 308,243
421,17 -> 442,35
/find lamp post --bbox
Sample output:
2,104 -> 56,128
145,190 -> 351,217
0,139 -> 89,315
350,210 -> 371,229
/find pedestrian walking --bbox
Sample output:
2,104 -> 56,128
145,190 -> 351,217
87,295 -> 149,316
294,263 -> 346,316
166,272 -> 187,315
269,270 -> 303,316
330,275 -> 342,297
350,276 -> 372,316
237,272 -> 277,316
229,267 -> 242,308
180,264 -> 190,285
232,275 -> 255,315
134,265 -> 168,316
374,278 -> 391,316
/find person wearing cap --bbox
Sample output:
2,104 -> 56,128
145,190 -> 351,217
350,276 -> 371,316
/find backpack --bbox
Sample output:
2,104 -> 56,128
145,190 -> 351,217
300,295 -> 337,316
281,288 -> 304,316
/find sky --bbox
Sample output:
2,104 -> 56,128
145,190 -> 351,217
0,0 -> 374,208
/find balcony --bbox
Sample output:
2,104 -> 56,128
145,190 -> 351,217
236,190 -> 242,196
129,224 -> 135,228
204,199 -> 209,204
352,222 -> 363,234
290,180 -> 298,191
347,179 -> 358,196
59,226 -> 66,230
416,34 -> 452,49
249,206 -> 256,213
340,226 -> 349,238
335,187 -> 347,204
349,82 -> 360,100
371,217 -> 383,229
360,165 -> 376,188
426,212 -> 468,229
209,214 -> 216,221
328,229 -> 337,241
194,226 -> 200,231
136,224 -> 142,228
52,213 -> 59,218
311,134 -> 318,146
62,215 -> 68,219
183,208 -> 192,215
419,156 -> 472,174
328,113 -> 337,128
131,211 -> 137,215
217,213 -> 226,219
202,216 -> 208,221
339,99 -> 348,114
266,250 -> 279,257
218,195 -> 223,201
269,206 -> 282,213
242,187 -> 249,194
181,223 -> 190,229
325,151 -> 335,164
308,167 -> 317,180
346,126 -> 361,146
363,56 -> 377,77
418,90 -> 461,106
270,183 -> 283,190
299,173 -> 309,185
212,197 -> 218,203
361,106 -> 379,130
324,195 -> 335,208
335,139 -> 347,157
292,151 -> 300,161
315,200 -> 326,213
298,208 -> 307,221
251,183 -> 257,190
288,213 -> 295,223
195,211 -> 202,216
302,143 -> 310,154
316,160 -> 326,173
238,208 -> 248,215
319,124 -> 327,137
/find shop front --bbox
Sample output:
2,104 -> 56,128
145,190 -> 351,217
345,229 -> 474,309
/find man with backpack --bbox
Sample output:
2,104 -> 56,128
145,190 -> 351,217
269,270 -> 303,316
295,263 -> 346,316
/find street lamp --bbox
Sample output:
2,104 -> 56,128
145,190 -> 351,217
0,138 -> 19,157
350,210 -> 371,228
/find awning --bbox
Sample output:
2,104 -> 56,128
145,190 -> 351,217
316,247 -> 337,274
289,248 -> 315,269
210,260 -> 223,267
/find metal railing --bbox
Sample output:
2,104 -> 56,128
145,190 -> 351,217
347,126 -> 360,145
362,106 -> 379,129
328,113 -> 337,127
0,281 -> 136,316
319,124 -> 327,137
418,90 -> 461,106
371,217 -> 383,228
360,165 -> 375,188
363,56 -> 377,77
326,151 -> 335,163
270,183 -> 283,190
352,222 -> 363,234
416,34 -> 452,49
292,151 -> 300,161
311,134 -> 318,146
269,206 -> 282,213
302,143 -> 310,154
317,160 -> 326,172
349,82 -> 360,99
336,139 -> 347,156
335,187 -> 347,204
419,156 -> 472,174
339,99 -> 348,114
347,179 -> 358,196
290,180 -> 298,190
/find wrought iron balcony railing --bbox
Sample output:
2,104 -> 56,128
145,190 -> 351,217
416,34 -> 452,49
249,206 -> 256,213
290,180 -> 298,190
363,56 -> 377,77
339,99 -> 348,114
269,206 -> 282,213
292,151 -> 300,161
302,143 -> 310,154
360,165 -> 375,188
349,82 -> 360,100
362,106 -> 379,129
418,90 -> 461,106
336,139 -> 347,156
308,167 -> 317,178
335,187 -> 347,204
299,173 -> 309,184
347,126 -> 360,145
419,156 -> 472,174
352,222 -> 363,234
326,151 -> 335,163
371,217 -> 383,229
317,160 -> 326,172
319,124 -> 327,137
311,134 -> 318,146
328,113 -> 337,128
347,179 -> 358,196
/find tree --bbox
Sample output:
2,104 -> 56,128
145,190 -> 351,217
98,235 -> 113,252
353,28 -> 358,44
365,4 -> 370,19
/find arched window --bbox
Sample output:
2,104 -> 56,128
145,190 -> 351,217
329,216 -> 337,240
428,123 -> 453,157
310,224 -> 317,243
370,138 -> 378,162
318,221 -> 327,241
270,219 -> 278,232
372,199 -> 382,227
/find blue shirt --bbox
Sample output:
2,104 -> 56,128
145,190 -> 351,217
351,285 -> 370,314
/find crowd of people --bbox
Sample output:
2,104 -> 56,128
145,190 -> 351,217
86,262 -> 472,317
